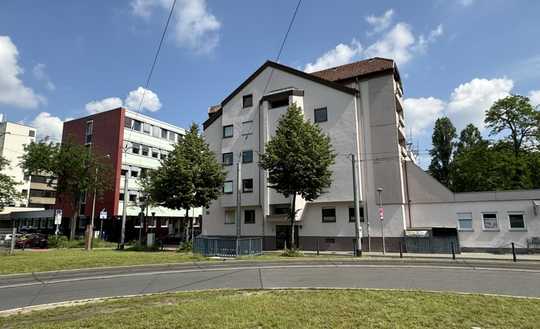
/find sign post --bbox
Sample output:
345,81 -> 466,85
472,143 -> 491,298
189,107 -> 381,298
54,209 -> 62,236
99,209 -> 107,239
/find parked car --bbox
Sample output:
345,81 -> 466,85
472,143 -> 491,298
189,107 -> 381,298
15,233 -> 48,249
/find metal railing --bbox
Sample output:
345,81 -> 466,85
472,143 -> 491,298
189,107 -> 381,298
194,236 -> 263,257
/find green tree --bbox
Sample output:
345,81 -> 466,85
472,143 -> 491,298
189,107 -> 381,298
0,156 -> 22,209
429,117 -> 456,187
21,140 -> 112,241
454,124 -> 485,156
485,94 -> 540,156
145,123 -> 225,241
259,103 -> 336,248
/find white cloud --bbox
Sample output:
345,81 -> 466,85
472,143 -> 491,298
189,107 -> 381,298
124,86 -> 162,112
85,97 -> 123,114
415,24 -> 444,53
529,90 -> 540,107
404,97 -> 446,135
447,78 -> 513,130
364,23 -> 416,65
304,40 -> 362,72
0,36 -> 44,108
131,0 -> 221,53
30,112 -> 66,141
365,9 -> 394,35
32,63 -> 55,91
85,87 -> 161,114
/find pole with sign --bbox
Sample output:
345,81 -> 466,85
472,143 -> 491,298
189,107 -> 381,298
54,209 -> 62,236
99,209 -> 107,239
377,188 -> 385,255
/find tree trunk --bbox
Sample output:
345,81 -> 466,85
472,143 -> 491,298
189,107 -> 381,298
290,192 -> 296,249
70,199 -> 80,240
184,208 -> 190,242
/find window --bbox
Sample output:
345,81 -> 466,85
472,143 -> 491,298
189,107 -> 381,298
243,94 -> 253,108
242,150 -> 253,163
124,117 -> 133,129
121,169 -> 128,176
457,212 -> 473,231
273,205 -> 290,215
160,153 -> 167,160
141,145 -> 149,156
129,194 -> 137,202
132,120 -> 142,132
152,149 -> 159,158
161,129 -> 168,139
168,132 -> 176,142
143,123 -> 151,134
269,97 -> 289,109
349,207 -> 365,222
152,126 -> 161,138
241,121 -> 253,136
119,193 -> 125,201
314,107 -> 328,123
223,125 -> 233,138
325,238 -> 335,244
245,209 -> 255,224
131,143 -> 140,154
223,181 -> 233,194
225,210 -> 235,224
242,179 -> 253,193
140,168 -> 148,178
131,170 -> 138,178
222,152 -> 233,166
29,130 -> 35,137
482,213 -> 499,231
85,121 -> 93,144
508,213 -> 526,230
322,208 -> 336,222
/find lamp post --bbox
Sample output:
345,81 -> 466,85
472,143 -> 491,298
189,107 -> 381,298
350,154 -> 362,256
377,187 -> 385,254
87,154 -> 110,251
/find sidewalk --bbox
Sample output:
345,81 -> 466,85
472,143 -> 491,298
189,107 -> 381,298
269,250 -> 540,262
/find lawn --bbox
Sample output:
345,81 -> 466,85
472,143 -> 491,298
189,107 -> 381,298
1,289 -> 538,328
0,249 -> 207,275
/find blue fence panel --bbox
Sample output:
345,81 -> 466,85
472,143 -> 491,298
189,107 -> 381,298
194,237 -> 263,257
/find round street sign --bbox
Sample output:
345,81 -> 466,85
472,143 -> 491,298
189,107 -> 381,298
379,207 -> 384,221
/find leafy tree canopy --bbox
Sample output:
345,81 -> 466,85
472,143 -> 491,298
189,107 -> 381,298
0,156 -> 22,210
428,117 -> 456,186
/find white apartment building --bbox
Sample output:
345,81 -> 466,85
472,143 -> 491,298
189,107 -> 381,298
0,119 -> 35,208
201,58 -> 540,252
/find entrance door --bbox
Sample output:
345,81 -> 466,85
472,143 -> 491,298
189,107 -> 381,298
275,225 -> 299,249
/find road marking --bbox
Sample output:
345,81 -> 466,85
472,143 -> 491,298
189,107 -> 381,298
0,264 -> 539,290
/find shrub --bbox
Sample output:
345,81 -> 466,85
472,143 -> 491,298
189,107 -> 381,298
47,235 -> 69,248
281,248 -> 303,257
177,241 -> 192,252
126,242 -> 161,252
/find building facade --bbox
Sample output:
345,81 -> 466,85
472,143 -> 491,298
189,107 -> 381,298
201,58 -> 540,252
0,120 -> 36,207
59,107 -> 201,240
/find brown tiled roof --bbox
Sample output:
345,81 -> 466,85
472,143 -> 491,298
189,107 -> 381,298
310,57 -> 395,82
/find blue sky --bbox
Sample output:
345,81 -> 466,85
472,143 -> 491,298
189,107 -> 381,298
1,0 -> 539,167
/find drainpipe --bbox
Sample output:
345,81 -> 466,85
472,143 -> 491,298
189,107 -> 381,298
355,77 -> 370,251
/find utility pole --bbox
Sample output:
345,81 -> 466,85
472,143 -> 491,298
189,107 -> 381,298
88,154 -> 110,250
235,155 -> 242,256
351,154 -> 362,256
9,220 -> 16,255
377,187 -> 385,254
120,166 -> 129,249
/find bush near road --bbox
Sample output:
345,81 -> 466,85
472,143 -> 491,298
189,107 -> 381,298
0,289 -> 538,328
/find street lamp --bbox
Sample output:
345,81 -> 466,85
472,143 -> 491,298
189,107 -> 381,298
377,187 -> 385,255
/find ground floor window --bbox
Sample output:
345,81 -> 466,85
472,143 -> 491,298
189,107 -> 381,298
244,209 -> 255,224
225,210 -> 235,224
508,212 -> 526,230
457,212 -> 473,231
349,207 -> 364,222
482,213 -> 498,231
322,208 -> 336,222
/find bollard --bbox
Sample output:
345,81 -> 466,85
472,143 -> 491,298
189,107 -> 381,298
399,242 -> 403,258
512,242 -> 517,262
316,239 -> 320,256
451,241 -> 456,260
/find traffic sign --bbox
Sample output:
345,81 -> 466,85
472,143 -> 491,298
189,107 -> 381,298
54,209 -> 62,225
99,209 -> 108,220
378,207 -> 384,221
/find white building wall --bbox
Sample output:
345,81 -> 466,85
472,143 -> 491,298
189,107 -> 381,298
0,122 -> 35,207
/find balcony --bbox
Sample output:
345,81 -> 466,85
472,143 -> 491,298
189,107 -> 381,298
395,94 -> 404,113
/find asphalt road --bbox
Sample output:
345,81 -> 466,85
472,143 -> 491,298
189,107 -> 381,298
1,261 -> 539,311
